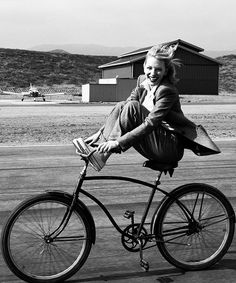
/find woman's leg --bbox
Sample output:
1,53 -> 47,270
96,100 -> 183,166
134,128 -> 184,163
103,100 -> 183,163
101,100 -> 145,140
100,101 -> 127,141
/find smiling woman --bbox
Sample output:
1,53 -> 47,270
73,44 -> 221,172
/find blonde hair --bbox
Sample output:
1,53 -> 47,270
145,44 -> 181,84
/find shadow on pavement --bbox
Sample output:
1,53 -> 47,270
68,267 -> 184,282
67,254 -> 236,283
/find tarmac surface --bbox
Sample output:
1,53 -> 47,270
0,140 -> 236,283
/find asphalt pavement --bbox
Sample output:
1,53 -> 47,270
0,140 -> 236,282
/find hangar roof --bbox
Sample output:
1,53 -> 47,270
99,39 -> 221,69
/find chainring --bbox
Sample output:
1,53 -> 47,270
121,223 -> 148,252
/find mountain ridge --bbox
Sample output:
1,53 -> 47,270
30,44 -> 138,56
30,43 -> 236,58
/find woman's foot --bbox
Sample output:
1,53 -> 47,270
73,138 -> 111,171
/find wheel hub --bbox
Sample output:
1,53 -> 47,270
44,236 -> 53,244
187,221 -> 203,235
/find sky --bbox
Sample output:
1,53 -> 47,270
0,0 -> 236,51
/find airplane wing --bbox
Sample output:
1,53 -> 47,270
43,92 -> 65,96
21,92 -> 31,95
2,91 -> 21,95
1,89 -> 65,101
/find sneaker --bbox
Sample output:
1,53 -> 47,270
73,138 -> 110,171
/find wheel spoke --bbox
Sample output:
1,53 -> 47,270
2,194 -> 92,282
155,184 -> 234,270
54,236 -> 88,242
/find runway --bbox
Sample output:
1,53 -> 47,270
0,140 -> 236,282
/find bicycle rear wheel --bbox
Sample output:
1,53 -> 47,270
2,193 -> 93,283
154,183 -> 235,270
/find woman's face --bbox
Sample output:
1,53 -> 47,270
143,57 -> 167,86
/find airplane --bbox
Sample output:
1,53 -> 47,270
2,84 -> 64,101
21,84 -> 45,101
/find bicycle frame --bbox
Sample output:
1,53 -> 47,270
80,175 -> 164,236
4,150 -> 235,279
49,157 -> 196,242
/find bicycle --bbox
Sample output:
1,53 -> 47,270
1,141 -> 235,283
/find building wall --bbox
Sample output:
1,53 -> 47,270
82,79 -> 137,102
175,49 -> 217,65
82,83 -> 116,102
102,64 -> 132,78
81,84 -> 90,102
116,78 -> 137,100
175,49 -> 219,94
99,78 -> 117,84
133,62 -> 144,78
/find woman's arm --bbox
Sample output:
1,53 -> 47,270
117,87 -> 178,151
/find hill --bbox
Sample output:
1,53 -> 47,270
0,48 -> 235,93
217,54 -> 236,93
0,48 -> 116,88
204,50 -> 236,58
30,43 -> 137,56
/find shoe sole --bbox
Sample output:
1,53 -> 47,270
74,138 -> 103,171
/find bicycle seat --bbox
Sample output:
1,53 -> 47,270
143,160 -> 178,177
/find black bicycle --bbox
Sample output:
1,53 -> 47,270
1,143 -> 235,283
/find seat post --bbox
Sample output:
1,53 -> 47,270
155,171 -> 163,186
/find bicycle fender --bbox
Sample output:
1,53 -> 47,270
46,190 -> 96,244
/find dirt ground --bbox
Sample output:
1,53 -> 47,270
0,93 -> 236,146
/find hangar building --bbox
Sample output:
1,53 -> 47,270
82,39 -> 221,102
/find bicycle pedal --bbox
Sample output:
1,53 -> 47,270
123,210 -> 135,219
140,259 -> 149,272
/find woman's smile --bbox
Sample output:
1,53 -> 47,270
144,57 -> 167,86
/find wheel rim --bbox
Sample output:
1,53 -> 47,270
7,199 -> 89,280
160,190 -> 231,266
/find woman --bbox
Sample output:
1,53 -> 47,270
73,44 -> 220,171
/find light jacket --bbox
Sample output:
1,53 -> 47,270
117,75 -> 220,155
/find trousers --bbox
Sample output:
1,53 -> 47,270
101,100 -> 184,163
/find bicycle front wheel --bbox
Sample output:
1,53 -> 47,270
154,183 -> 235,270
2,193 -> 93,283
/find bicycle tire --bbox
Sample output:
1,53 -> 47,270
154,183 -> 235,270
1,193 -> 93,283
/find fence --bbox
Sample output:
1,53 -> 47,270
0,86 -> 81,95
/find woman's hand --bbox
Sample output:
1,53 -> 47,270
84,131 -> 101,145
97,140 -> 119,153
